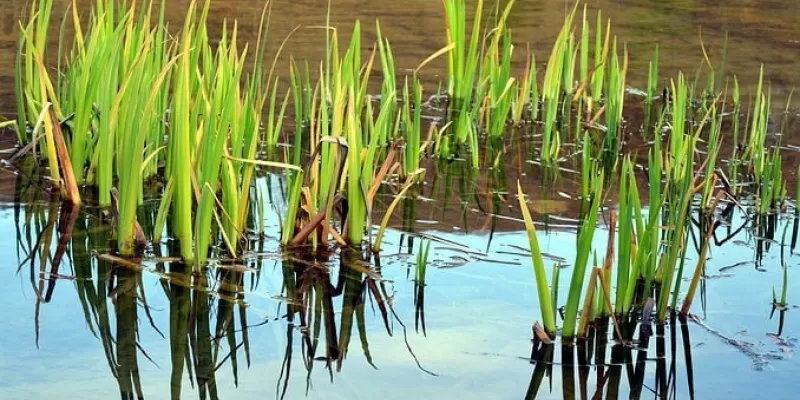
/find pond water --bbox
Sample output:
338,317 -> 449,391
2,150 -> 800,399
0,0 -> 799,111
2,1 -> 800,399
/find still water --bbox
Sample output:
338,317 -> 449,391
2,157 -> 800,399
1,1 -> 800,399
0,0 -> 799,113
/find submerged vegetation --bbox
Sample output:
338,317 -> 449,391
8,0 -> 799,357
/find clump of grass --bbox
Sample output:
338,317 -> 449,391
442,0 -> 484,150
511,52 -> 536,125
59,1 -> 173,205
614,157 -> 637,316
539,4 -> 578,163
286,57 -> 310,149
17,0 -> 83,202
402,76 -> 423,179
480,0 -> 515,139
111,21 -> 177,257
563,167 -> 604,338
655,73 -> 716,323
161,0 -> 206,265
728,76 -> 742,194
18,0 -> 177,241
517,162 -> 605,340
744,66 -> 769,166
600,39 -> 627,170
339,22 -> 371,246
622,152 -> 660,316
588,11 -> 610,117
700,99 -> 725,211
376,21 -> 397,147
280,23 -> 413,251
17,0 -> 55,145
643,45 -> 659,135
18,0 -> 296,264
755,148 -> 787,216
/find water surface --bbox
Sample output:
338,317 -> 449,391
0,0 -> 799,114
2,1 -> 800,399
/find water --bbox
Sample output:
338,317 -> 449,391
0,0 -> 799,113
1,153 -> 799,399
2,1 -> 800,399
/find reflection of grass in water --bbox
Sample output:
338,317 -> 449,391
414,239 -> 431,336
58,215 -> 259,400
275,248 -> 418,398
114,269 -> 144,399
10,154 -> 796,398
526,307 -> 700,399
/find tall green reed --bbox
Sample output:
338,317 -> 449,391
744,66 -> 769,166
600,39 -> 627,170
403,76 -> 423,178
442,0 -> 484,149
517,181 -> 557,337
376,21 -> 397,146
512,52 -> 536,125
540,4 -> 578,163
562,167 -> 603,338
481,0 -> 515,139
110,19 -> 177,256
643,45 -> 659,137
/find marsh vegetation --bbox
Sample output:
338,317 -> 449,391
2,0 -> 800,398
